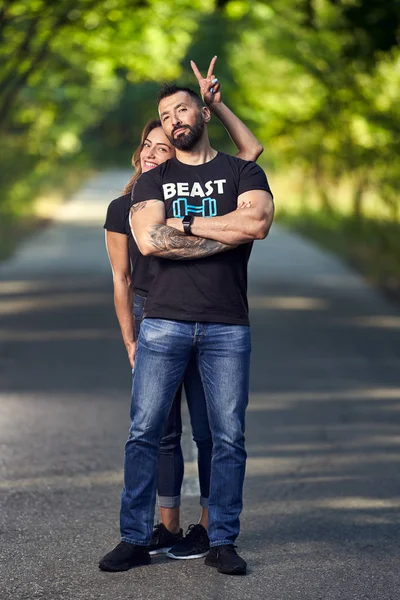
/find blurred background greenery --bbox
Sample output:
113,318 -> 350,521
1,0 -> 399,293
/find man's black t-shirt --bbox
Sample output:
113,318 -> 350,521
131,152 -> 272,325
103,193 -> 154,296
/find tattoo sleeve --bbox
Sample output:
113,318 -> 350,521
149,224 -> 235,260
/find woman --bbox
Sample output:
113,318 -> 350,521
104,58 -> 263,560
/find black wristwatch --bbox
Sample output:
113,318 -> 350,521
182,214 -> 194,235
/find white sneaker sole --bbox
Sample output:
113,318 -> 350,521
166,551 -> 209,560
149,546 -> 172,556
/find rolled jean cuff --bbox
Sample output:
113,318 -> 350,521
121,537 -> 150,546
200,496 -> 208,508
210,540 -> 236,548
158,494 -> 181,508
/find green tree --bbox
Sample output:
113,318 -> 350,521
0,0 -> 215,216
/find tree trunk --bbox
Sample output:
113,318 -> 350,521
353,173 -> 368,220
314,163 -> 333,213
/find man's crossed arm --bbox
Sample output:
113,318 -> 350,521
130,189 -> 274,260
167,190 -> 274,245
130,200 -> 235,260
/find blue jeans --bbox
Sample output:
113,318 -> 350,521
120,318 -> 251,547
133,294 -> 212,508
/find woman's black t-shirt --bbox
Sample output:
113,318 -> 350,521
131,152 -> 273,325
103,193 -> 154,296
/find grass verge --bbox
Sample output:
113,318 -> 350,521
277,208 -> 400,299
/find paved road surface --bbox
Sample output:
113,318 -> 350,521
1,171 -> 400,600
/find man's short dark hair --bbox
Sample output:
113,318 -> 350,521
157,84 -> 204,109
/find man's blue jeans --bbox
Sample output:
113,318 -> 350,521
120,318 -> 251,547
134,293 -> 212,508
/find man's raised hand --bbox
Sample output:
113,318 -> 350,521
190,55 -> 221,106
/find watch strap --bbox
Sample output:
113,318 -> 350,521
182,214 -> 194,235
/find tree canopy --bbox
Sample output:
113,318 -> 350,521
1,0 -> 399,220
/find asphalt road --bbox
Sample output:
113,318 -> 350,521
1,170 -> 400,600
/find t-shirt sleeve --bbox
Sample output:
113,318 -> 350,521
238,161 -> 273,198
104,196 -> 128,233
131,170 -> 164,206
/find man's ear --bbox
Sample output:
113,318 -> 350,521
202,106 -> 211,123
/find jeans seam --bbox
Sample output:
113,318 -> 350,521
195,354 -> 212,432
195,355 -> 215,501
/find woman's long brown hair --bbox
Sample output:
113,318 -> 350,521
123,118 -> 162,195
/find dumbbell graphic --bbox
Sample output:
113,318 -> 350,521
172,197 -> 217,218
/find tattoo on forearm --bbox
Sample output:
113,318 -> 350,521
149,224 -> 234,259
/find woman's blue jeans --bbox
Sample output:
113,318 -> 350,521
133,293 -> 212,508
120,316 -> 251,547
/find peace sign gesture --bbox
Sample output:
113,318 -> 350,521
190,55 -> 221,106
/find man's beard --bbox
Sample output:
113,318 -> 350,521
168,114 -> 205,151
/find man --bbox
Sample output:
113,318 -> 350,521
99,79 -> 274,576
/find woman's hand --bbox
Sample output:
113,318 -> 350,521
190,55 -> 221,106
126,340 -> 137,369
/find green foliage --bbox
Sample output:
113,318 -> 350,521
0,0 -> 214,217
218,0 -> 400,217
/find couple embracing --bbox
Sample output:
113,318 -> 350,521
101,57 -> 274,576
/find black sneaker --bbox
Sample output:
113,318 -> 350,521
148,523 -> 183,555
99,541 -> 151,572
205,544 -> 247,575
167,524 -> 210,560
